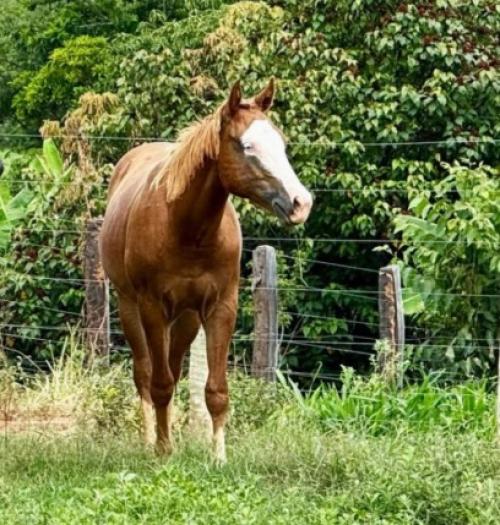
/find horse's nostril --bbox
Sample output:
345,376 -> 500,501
293,196 -> 303,210
289,191 -> 313,224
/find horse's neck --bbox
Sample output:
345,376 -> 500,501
169,159 -> 228,245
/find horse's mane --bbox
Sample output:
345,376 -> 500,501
154,104 -> 225,202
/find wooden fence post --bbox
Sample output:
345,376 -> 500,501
84,218 -> 110,362
189,328 -> 212,442
378,264 -> 405,386
251,245 -> 278,381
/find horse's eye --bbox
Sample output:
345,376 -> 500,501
242,142 -> 253,151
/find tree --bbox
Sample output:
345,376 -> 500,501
12,36 -> 112,127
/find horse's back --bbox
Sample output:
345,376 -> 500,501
108,142 -> 174,200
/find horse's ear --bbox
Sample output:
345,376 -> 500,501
224,80 -> 242,119
254,77 -> 275,112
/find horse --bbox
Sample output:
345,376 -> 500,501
99,79 -> 313,462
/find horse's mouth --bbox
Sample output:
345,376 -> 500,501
272,200 -> 293,225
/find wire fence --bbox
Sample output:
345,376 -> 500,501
9,230 -> 498,248
1,131 -> 498,146
4,268 -> 499,300
1,230 -> 498,352
1,132 -> 498,389
3,178 -> 495,197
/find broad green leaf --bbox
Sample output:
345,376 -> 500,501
42,138 -> 64,178
402,288 -> 425,315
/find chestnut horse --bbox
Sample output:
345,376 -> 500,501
100,80 -> 312,461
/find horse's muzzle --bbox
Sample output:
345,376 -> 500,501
288,192 -> 313,224
272,190 -> 313,226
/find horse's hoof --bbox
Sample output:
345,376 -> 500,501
214,456 -> 227,467
213,449 -> 227,467
155,440 -> 173,457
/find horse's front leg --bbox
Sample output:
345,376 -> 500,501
203,299 -> 237,464
117,293 -> 155,447
139,296 -> 173,455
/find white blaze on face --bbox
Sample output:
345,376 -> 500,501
240,120 -> 312,223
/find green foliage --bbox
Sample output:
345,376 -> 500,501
0,140 -> 101,360
394,163 -> 500,374
294,367 -> 495,437
0,149 -> 34,250
0,1 -> 498,375
0,1 -> 236,132
12,36 -> 112,126
0,185 -> 32,251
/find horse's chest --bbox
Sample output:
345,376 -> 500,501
159,250 -> 239,312
160,272 -> 231,318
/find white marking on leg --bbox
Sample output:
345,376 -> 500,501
141,397 -> 155,446
167,394 -> 176,446
213,425 -> 226,464
155,405 -> 173,456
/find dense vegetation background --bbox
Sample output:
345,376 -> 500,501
0,0 -> 498,380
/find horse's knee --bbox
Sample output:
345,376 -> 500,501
133,357 -> 151,385
205,382 -> 229,420
151,379 -> 174,407
133,357 -> 152,397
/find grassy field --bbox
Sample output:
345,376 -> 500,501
1,352 -> 499,524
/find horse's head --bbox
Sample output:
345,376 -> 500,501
217,80 -> 313,225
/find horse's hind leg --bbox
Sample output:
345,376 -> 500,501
169,311 -> 201,437
118,293 -> 155,446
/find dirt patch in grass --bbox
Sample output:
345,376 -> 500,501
1,411 -> 76,435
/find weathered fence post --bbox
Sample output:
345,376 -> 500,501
378,264 -> 405,386
251,245 -> 278,381
189,328 -> 212,442
84,218 -> 110,361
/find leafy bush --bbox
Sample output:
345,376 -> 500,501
12,36 -> 113,126
394,163 -> 500,375
0,1 -> 232,130
0,139 -> 93,361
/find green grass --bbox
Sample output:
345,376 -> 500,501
294,368 -> 495,437
1,423 -> 499,524
1,355 -> 499,524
